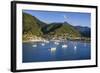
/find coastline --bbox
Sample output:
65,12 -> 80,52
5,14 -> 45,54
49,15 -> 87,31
22,38 -> 91,43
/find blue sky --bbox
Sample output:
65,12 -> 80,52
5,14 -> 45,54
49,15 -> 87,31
23,10 -> 91,27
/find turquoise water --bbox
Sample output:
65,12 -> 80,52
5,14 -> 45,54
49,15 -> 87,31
23,40 -> 91,63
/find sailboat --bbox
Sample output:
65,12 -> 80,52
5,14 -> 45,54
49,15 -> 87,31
45,40 -> 49,43
32,44 -> 37,47
74,45 -> 77,51
50,47 -> 56,52
62,44 -> 68,48
54,42 -> 59,45
41,43 -> 45,46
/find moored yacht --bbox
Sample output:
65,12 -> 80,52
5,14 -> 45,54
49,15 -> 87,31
32,44 -> 37,47
62,44 -> 68,48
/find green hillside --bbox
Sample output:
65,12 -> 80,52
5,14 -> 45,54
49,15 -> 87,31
23,13 -> 47,40
54,23 -> 80,37
23,12 -> 81,41
42,22 -> 81,39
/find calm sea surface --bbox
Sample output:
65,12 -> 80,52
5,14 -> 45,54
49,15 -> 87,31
23,40 -> 91,63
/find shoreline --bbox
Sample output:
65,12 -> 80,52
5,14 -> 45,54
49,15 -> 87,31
23,38 -> 91,43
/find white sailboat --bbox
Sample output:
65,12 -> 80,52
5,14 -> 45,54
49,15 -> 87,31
62,44 -> 68,48
41,43 -> 45,46
54,42 -> 59,45
45,40 -> 49,43
32,44 -> 37,47
50,47 -> 56,52
74,45 -> 77,51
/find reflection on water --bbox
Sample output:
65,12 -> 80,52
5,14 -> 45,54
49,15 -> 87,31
23,40 -> 91,63
50,47 -> 56,58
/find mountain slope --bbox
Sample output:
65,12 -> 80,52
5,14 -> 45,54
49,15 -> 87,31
23,13 -> 47,40
42,22 -> 81,39
23,12 -> 89,41
23,13 -> 47,37
74,26 -> 91,37
53,23 -> 81,37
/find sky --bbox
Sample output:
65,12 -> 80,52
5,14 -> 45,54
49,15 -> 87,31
23,10 -> 91,27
